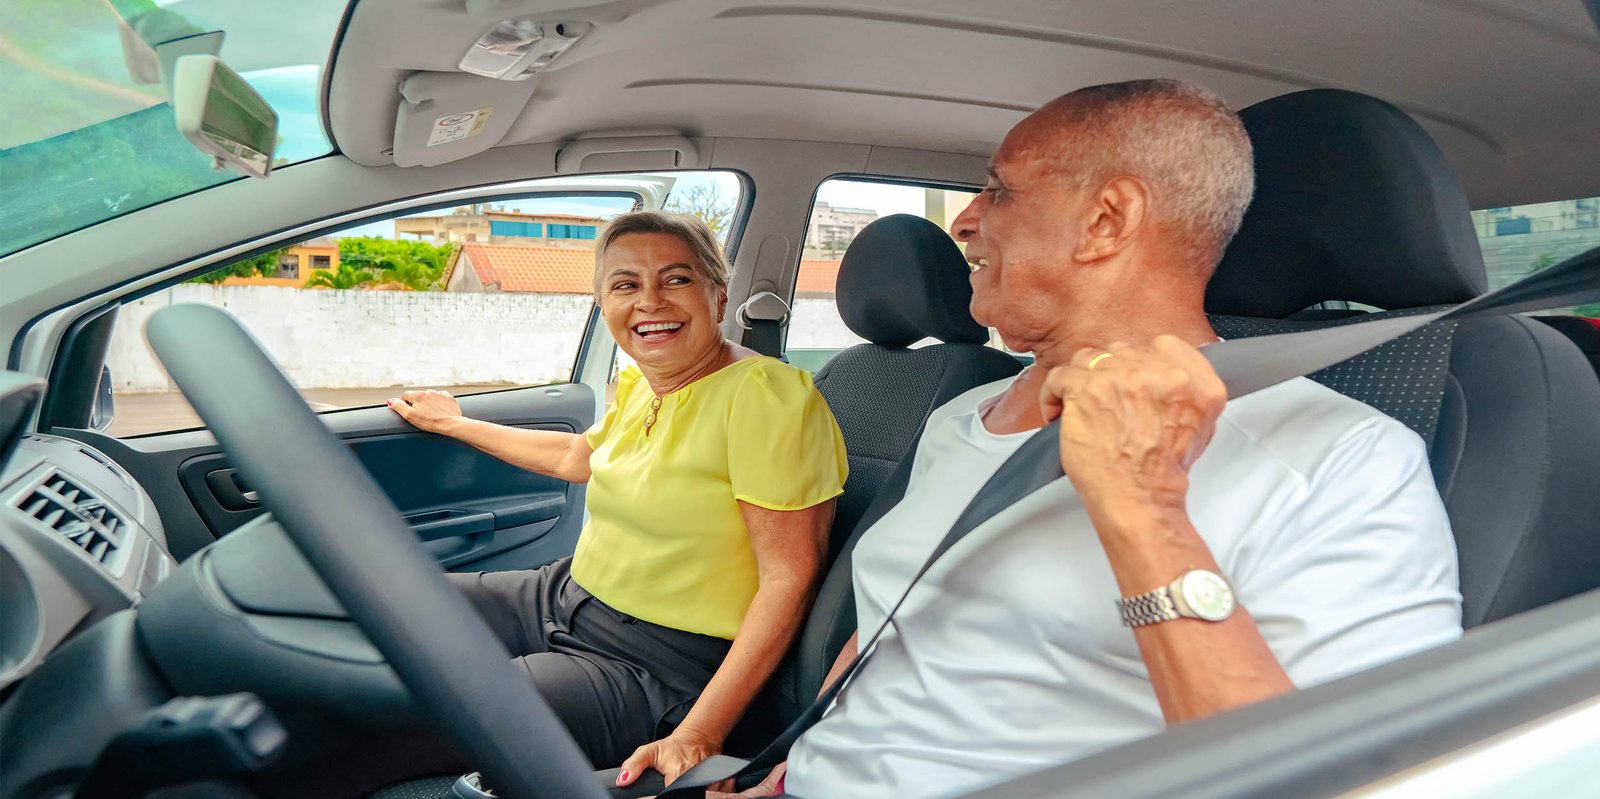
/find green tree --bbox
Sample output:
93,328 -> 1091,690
666,183 -> 735,241
336,237 -> 454,290
304,263 -> 377,290
186,247 -> 286,284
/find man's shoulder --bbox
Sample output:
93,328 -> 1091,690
1217,377 -> 1426,482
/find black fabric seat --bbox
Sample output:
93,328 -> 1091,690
766,214 -> 1022,724
1207,89 -> 1600,628
1538,315 -> 1600,378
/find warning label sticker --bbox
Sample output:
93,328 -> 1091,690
427,108 -> 494,146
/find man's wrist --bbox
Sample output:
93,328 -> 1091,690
1075,473 -> 1190,532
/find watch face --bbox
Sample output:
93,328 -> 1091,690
1180,570 -> 1236,621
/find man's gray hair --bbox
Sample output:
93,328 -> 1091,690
594,211 -> 731,295
1049,79 -> 1254,271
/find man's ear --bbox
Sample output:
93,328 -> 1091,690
1072,176 -> 1149,264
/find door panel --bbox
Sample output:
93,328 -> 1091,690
63,381 -> 596,571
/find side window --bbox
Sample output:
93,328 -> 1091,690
787,178 -> 983,373
1471,197 -> 1600,317
103,194 -> 639,437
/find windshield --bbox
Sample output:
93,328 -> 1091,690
0,0 -> 344,258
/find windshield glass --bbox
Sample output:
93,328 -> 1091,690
0,0 -> 344,258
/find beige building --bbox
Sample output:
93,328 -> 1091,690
221,237 -> 340,287
396,204 -> 607,248
806,201 -> 879,257
1473,198 -> 1599,238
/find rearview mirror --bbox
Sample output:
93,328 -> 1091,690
172,55 -> 279,179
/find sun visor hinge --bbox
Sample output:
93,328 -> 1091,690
391,72 -> 535,167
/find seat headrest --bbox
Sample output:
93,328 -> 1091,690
836,214 -> 989,347
1206,89 -> 1488,317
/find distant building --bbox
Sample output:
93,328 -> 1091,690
221,237 -> 339,287
1473,198 -> 1600,290
805,202 -> 878,257
448,243 -> 597,293
397,204 -> 607,248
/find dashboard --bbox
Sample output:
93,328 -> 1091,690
0,431 -> 175,694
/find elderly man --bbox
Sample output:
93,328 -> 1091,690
705,79 -> 1463,799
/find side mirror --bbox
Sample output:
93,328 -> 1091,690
172,55 -> 279,179
90,366 -> 116,433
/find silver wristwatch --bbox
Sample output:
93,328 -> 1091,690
1118,569 -> 1237,627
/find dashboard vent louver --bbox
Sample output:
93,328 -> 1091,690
17,473 -> 125,568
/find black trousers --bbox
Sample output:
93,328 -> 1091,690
447,558 -> 732,769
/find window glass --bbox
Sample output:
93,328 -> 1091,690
99,171 -> 749,436
103,194 -> 639,437
787,179 -> 984,373
0,0 -> 340,258
1471,196 -> 1600,316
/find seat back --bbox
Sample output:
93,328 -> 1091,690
1208,89 -> 1600,627
1538,316 -> 1600,378
756,215 -> 1020,732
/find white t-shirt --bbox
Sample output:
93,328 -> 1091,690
785,375 -> 1462,799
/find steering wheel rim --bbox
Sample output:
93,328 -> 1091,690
147,303 -> 607,799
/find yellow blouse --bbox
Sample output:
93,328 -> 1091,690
571,357 -> 848,640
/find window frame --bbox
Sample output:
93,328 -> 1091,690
783,173 -> 981,356
40,170 -> 756,439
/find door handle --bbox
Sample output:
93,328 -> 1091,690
204,469 -> 258,511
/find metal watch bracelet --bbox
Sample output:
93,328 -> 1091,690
1119,586 -> 1180,627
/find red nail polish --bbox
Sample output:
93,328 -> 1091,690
617,770 -> 629,785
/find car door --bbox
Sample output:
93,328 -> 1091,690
34,175 -> 696,572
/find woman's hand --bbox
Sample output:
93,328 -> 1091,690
617,728 -> 724,789
387,389 -> 464,435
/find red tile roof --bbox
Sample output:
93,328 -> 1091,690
459,243 -> 596,294
796,259 -> 842,295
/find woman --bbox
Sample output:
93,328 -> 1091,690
388,211 -> 847,789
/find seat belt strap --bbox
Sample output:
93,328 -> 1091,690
660,243 -> 1600,797
745,318 -> 784,359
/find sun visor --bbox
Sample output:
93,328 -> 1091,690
391,71 -> 535,167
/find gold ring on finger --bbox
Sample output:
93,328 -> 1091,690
1087,352 -> 1114,371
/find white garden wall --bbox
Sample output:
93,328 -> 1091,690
107,285 -> 856,392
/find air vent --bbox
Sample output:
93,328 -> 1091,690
16,472 -> 126,572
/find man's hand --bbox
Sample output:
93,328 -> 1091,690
1039,335 -> 1226,512
617,728 -> 723,790
387,389 -> 463,435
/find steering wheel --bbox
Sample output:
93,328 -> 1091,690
147,304 -> 607,799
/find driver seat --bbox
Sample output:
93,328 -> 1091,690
1207,89 -> 1600,627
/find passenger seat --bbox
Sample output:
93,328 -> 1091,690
769,214 -> 1022,728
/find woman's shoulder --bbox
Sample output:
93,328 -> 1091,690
729,356 -> 820,396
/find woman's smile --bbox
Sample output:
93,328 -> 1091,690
633,320 -> 687,343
